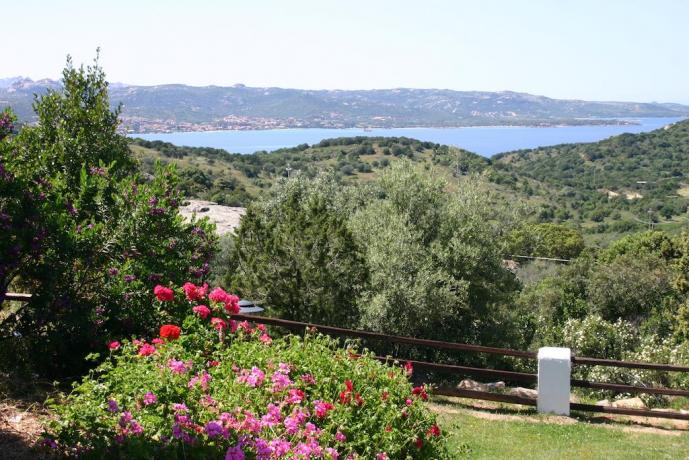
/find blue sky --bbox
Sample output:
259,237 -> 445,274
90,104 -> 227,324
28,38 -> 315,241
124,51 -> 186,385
4,0 -> 688,103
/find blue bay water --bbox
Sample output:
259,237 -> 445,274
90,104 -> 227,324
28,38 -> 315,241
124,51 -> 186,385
131,117 -> 683,157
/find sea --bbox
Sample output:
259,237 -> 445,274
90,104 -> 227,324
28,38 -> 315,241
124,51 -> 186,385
131,117 -> 683,158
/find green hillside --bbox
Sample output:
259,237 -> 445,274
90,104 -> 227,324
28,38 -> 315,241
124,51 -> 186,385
131,118 -> 689,241
492,119 -> 689,234
130,136 -> 491,206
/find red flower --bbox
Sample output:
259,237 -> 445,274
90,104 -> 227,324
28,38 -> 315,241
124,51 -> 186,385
183,282 -> 208,301
153,285 -> 174,302
355,393 -> 364,406
427,424 -> 441,437
339,380 -> 355,405
108,341 -> 120,350
339,391 -> 351,405
160,324 -> 181,341
415,438 -> 424,449
412,385 -> 428,401
381,391 -> 389,401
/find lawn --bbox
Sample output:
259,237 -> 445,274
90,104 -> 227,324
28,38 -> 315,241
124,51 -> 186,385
434,398 -> 689,459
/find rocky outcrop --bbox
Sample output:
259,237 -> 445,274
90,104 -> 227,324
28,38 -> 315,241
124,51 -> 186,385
179,200 -> 245,236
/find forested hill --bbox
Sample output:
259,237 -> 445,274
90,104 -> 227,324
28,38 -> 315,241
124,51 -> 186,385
3,77 -> 689,130
130,136 -> 490,207
491,119 -> 689,231
494,118 -> 689,188
131,119 -> 689,237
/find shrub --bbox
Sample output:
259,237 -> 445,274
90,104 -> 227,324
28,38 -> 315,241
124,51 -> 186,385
43,283 -> 448,459
0,57 -> 216,376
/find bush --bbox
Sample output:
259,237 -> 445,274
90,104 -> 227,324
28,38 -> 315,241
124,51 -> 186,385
43,283 -> 448,459
0,57 -> 216,376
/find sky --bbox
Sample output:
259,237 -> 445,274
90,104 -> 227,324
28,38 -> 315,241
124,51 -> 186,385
3,0 -> 688,103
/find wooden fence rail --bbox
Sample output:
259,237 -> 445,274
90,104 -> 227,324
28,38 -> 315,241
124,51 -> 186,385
4,294 -> 689,421
229,312 -> 689,422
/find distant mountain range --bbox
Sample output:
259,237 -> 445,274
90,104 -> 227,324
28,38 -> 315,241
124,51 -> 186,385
2,77 -> 689,133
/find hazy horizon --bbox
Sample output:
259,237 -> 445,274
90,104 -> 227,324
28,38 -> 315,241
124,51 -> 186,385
5,0 -> 689,104
3,76 -> 687,107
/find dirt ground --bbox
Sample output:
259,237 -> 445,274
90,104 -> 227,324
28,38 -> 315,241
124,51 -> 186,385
0,399 -> 52,459
430,395 -> 689,436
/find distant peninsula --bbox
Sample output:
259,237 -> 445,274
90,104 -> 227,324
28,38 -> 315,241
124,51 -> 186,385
2,77 -> 688,133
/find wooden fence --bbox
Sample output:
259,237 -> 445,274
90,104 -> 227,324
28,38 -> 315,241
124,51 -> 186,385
3,293 -> 688,421
230,313 -> 689,421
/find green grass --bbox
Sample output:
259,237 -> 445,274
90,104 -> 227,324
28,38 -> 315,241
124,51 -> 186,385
435,400 -> 689,459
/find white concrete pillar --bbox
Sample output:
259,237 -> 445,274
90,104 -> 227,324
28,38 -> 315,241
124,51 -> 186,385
537,347 -> 571,416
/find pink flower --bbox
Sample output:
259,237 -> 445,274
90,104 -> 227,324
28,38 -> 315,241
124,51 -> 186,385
108,341 -> 120,350
376,453 -> 389,460
188,370 -> 212,391
259,333 -> 272,345
236,367 -> 265,388
138,343 -> 156,356
271,371 -> 293,393
211,317 -> 227,331
192,305 -> 211,319
224,294 -> 240,314
153,285 -> 174,302
285,388 -> 305,404
404,361 -> 413,377
269,439 -> 292,456
143,392 -> 157,406
335,431 -> 346,443
168,359 -> 192,374
260,403 -> 282,427
172,403 -> 189,413
208,287 -> 230,303
238,321 -> 253,333
183,282 -> 208,301
152,338 -> 164,345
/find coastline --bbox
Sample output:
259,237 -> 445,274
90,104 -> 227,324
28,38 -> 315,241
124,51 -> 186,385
124,118 -> 640,136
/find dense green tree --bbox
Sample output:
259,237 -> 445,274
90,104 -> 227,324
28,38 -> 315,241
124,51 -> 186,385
507,223 -> 585,260
228,173 -> 368,327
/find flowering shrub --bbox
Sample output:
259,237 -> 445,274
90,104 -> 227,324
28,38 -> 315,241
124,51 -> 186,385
44,283 -> 447,459
0,58 -> 216,376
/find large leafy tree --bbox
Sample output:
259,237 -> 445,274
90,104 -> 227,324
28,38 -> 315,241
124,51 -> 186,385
0,57 -> 216,375
350,162 -> 521,348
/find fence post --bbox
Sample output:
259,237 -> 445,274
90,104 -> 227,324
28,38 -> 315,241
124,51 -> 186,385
537,347 -> 571,416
